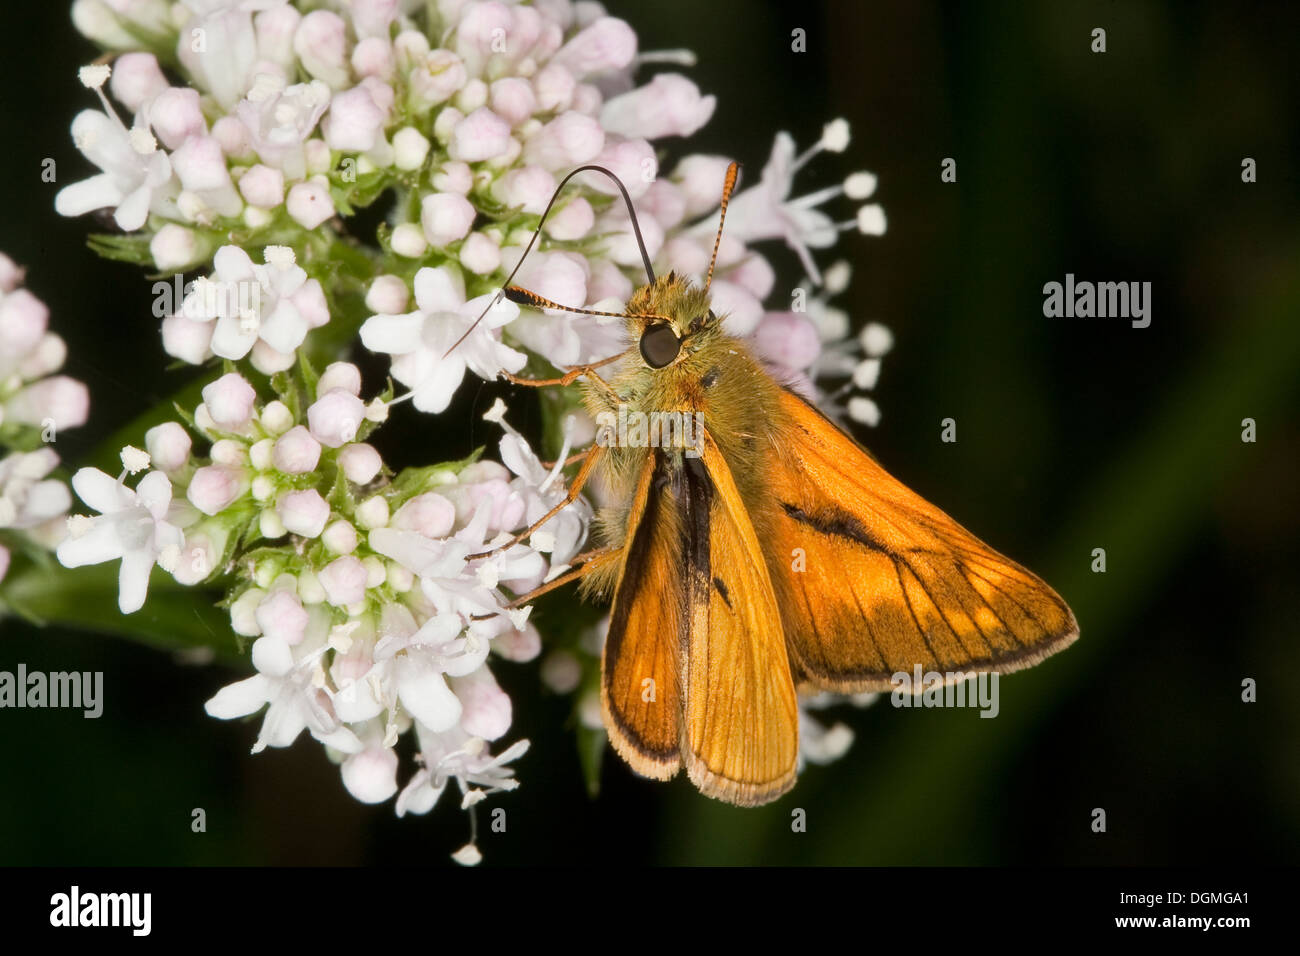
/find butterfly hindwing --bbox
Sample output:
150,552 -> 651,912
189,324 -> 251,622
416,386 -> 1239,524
601,454 -> 683,780
681,431 -> 800,806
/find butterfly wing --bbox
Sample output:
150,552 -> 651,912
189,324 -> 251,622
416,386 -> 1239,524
681,431 -> 800,806
601,453 -> 684,780
764,387 -> 1079,692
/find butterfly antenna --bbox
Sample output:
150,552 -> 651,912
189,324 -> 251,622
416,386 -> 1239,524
704,161 -> 741,294
443,164 -> 657,359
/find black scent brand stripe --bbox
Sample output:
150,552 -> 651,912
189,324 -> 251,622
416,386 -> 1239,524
682,457 -> 714,623
712,576 -> 732,609
781,502 -> 890,552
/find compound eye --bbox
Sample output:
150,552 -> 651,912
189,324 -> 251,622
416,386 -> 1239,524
640,322 -> 682,368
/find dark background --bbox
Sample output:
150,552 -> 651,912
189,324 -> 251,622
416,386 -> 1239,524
0,1 -> 1296,865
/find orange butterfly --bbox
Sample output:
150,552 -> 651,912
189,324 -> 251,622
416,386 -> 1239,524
467,162 -> 1078,806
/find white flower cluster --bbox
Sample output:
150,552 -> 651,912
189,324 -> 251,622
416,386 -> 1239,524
0,253 -> 89,584
51,0 -> 896,852
57,361 -> 585,855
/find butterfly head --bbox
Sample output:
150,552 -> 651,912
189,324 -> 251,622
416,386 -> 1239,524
625,271 -> 720,370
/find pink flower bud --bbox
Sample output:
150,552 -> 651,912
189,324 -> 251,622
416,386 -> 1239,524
601,73 -> 716,140
255,589 -> 309,645
392,127 -> 430,170
409,50 -> 467,109
286,180 -> 336,229
147,87 -> 206,150
458,232 -> 500,274
352,36 -> 394,80
188,465 -> 246,516
459,478 -> 524,532
326,84 -> 387,151
450,667 -> 512,740
150,224 -> 201,271
728,253 -> 776,299
673,154 -> 734,217
322,519 -> 357,554
532,63 -> 574,112
710,280 -> 764,337
318,555 -> 367,606
318,362 -> 362,397
364,275 -> 409,314
420,192 -> 476,247
522,111 -> 604,170
202,372 -> 257,429
351,0 -> 400,39
552,16 -> 637,78
272,425 -> 322,474
17,333 -> 67,380
454,78 -> 488,114
490,77 -> 537,126
307,388 -> 366,448
585,258 -> 633,303
0,289 -> 48,357
211,115 -> 252,158
391,492 -> 455,538
293,10 -> 350,89
256,5 -> 303,69
171,135 -> 234,193
110,53 -> 168,112
145,422 -> 192,474
570,82 -> 602,116
588,138 -> 655,199
598,210 -> 662,269
339,443 -> 383,484
490,165 -> 555,216
542,197 -> 594,241
277,488 -> 330,538
448,107 -> 512,162
238,164 -> 285,208
341,745 -> 398,804
431,161 -> 473,194
512,251 -> 587,312
753,312 -> 822,372
161,312 -> 213,365
640,179 -> 686,230
7,376 -> 88,430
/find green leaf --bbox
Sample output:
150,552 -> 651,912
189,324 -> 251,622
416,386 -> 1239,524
0,561 -> 241,665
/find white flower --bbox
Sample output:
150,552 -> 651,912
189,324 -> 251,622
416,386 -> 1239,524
56,468 -> 184,613
396,723 -> 528,817
55,93 -> 174,232
0,449 -> 71,532
177,0 -> 285,111
174,245 -> 328,371
360,266 -> 525,414
719,126 -> 884,284
204,609 -> 363,755
235,76 -> 331,180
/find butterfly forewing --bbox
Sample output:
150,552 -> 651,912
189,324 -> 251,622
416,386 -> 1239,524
764,387 -> 1079,692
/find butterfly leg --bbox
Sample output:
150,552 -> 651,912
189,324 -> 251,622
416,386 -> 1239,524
466,444 -> 606,560
500,352 -> 626,402
502,546 -> 621,608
